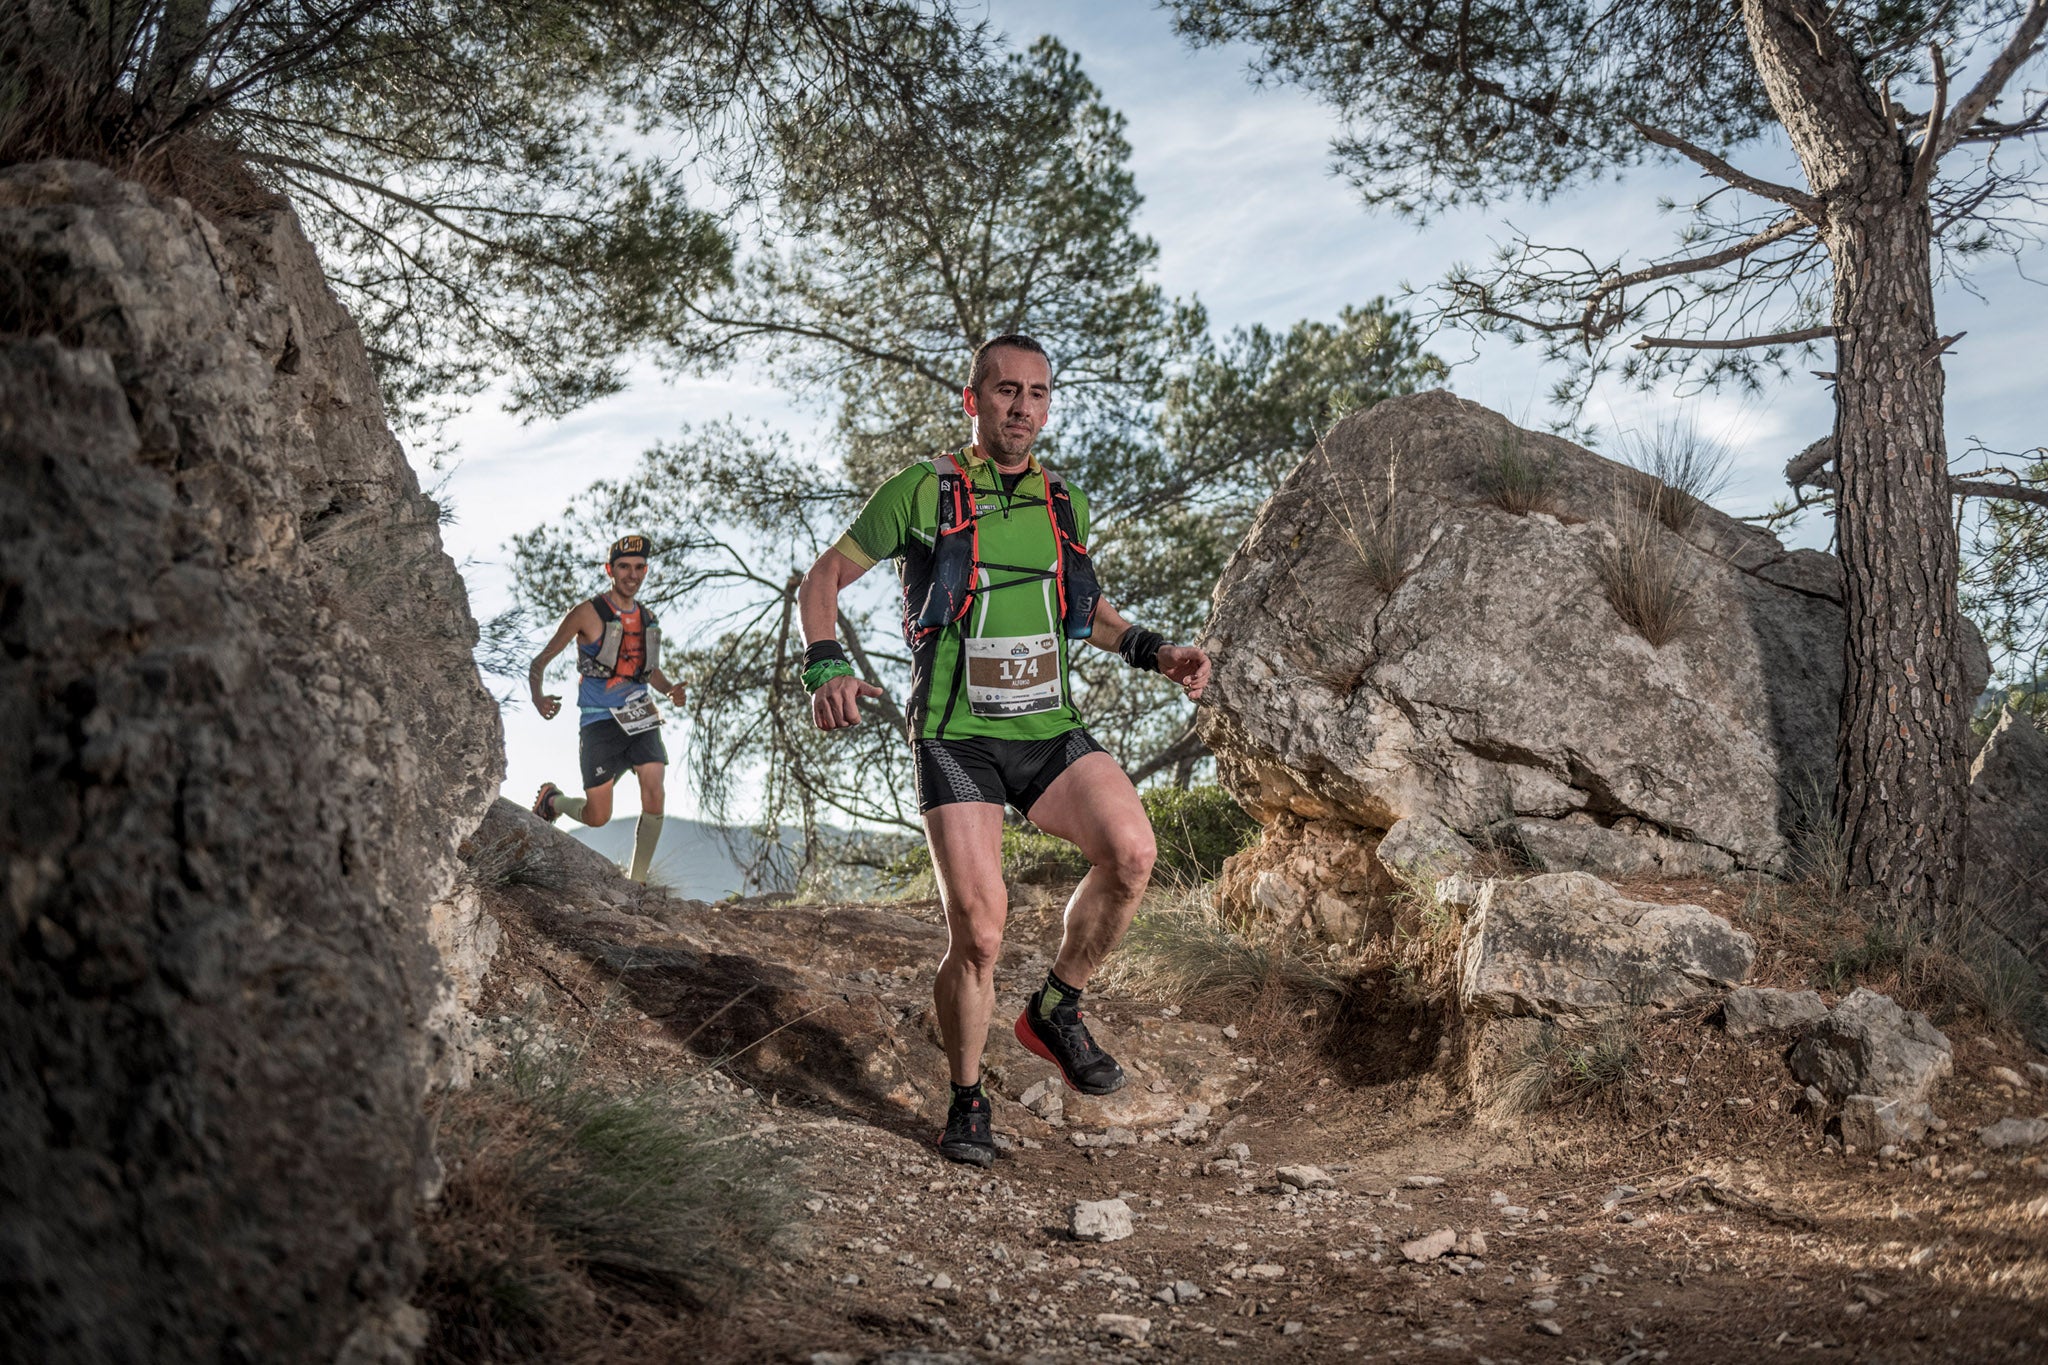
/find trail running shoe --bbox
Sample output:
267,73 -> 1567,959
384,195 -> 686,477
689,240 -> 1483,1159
1015,989 -> 1127,1095
532,782 -> 560,822
937,1089 -> 995,1167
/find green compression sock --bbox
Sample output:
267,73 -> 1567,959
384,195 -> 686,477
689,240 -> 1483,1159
1037,969 -> 1083,1018
553,793 -> 589,824
628,812 -> 663,883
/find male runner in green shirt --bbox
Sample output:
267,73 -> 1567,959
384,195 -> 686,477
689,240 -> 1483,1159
798,334 -> 1212,1167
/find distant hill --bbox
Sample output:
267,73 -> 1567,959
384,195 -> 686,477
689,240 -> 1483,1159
571,816 -> 799,899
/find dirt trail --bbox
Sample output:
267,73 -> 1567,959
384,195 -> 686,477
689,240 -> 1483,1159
471,855 -> 2048,1364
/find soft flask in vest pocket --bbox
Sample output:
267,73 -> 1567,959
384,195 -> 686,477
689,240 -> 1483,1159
1059,539 -> 1099,639
915,458 -> 979,632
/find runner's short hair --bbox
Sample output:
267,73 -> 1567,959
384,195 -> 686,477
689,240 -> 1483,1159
969,333 -> 1051,391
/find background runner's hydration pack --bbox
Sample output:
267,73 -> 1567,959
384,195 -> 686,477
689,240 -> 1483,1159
578,595 -> 661,680
912,453 -> 1100,642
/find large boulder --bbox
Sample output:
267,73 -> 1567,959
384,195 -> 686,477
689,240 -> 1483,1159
1789,987 -> 1953,1106
1967,708 -> 2048,953
1198,391 -> 1989,881
1455,872 -> 1756,1021
0,163 -> 501,1362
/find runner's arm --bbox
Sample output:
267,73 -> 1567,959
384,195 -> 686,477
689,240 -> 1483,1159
1083,598 -> 1211,701
646,666 -> 687,707
528,604 -> 597,718
799,546 -> 886,730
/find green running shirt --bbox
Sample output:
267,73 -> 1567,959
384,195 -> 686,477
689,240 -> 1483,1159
835,448 -> 1092,742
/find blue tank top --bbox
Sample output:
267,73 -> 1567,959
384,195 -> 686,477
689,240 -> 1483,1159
578,599 -> 650,726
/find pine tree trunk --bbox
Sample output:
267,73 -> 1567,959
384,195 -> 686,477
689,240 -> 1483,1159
1827,204 -> 1969,911
1744,0 -> 1970,915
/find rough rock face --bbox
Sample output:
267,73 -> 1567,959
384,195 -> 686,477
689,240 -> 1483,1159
1722,986 -> 1829,1042
1967,708 -> 2048,949
1214,814 -> 1396,943
1374,813 -> 1478,885
1455,872 -> 1756,1021
1199,391 -> 1990,880
1789,987 -> 1953,1105
0,163 -> 501,1362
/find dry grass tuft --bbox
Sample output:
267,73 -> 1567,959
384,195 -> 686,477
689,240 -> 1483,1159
1597,488 -> 1697,646
419,1037 -> 790,1363
1103,884 -> 1348,1011
1619,416 -> 1734,533
1317,440 -> 1415,595
1479,432 -> 1557,516
1492,1016 -> 1647,1117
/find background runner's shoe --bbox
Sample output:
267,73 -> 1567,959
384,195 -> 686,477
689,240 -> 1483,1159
1016,991 -> 1126,1095
937,1091 -> 995,1167
532,782 -> 560,822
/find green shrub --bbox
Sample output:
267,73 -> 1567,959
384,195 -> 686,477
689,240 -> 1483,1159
1142,784 -> 1258,883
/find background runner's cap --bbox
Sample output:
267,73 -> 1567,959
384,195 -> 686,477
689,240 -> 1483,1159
608,534 -> 652,563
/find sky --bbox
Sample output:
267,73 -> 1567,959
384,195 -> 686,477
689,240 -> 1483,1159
429,1 -> 2047,823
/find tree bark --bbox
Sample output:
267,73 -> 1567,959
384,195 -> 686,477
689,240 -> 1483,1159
1744,0 -> 1971,914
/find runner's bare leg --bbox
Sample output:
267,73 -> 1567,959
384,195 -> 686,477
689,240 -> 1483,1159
1025,753 -> 1157,988
926,800 -> 1010,1084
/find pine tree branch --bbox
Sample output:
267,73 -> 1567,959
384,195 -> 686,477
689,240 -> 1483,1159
1634,325 -> 1832,351
1910,44 -> 1949,196
1937,0 -> 2048,159
1951,477 -> 2048,509
1579,215 -> 1812,338
1630,121 -> 1824,218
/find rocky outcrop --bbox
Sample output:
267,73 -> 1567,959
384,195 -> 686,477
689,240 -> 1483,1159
1375,813 -> 1478,886
1455,872 -> 1756,1021
1967,708 -> 2048,952
1214,814 -> 1396,943
1789,987 -> 1953,1106
1199,391 -> 1990,885
0,163 -> 501,1362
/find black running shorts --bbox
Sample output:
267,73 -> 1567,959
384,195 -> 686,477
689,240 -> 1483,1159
912,728 -> 1107,816
579,719 -> 668,790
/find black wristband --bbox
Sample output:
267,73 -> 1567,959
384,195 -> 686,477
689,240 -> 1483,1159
803,640 -> 848,667
1117,626 -> 1166,673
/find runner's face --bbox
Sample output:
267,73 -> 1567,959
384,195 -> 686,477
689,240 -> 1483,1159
607,556 -> 649,598
964,348 -> 1051,464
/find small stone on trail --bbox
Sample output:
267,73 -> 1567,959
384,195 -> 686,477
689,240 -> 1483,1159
929,1272 -> 952,1290
1401,1229 -> 1457,1263
1174,1280 -> 1204,1302
1223,1024 -> 1240,1039
1095,1314 -> 1151,1343
1991,1065 -> 2030,1089
2024,1196 -> 2048,1221
1526,1298 -> 1557,1313
1401,1174 -> 1445,1188
1152,1287 -> 1176,1304
1228,1142 -> 1252,1162
1070,1199 -> 1134,1243
1281,1321 -> 1304,1336
1453,1231 -> 1489,1257
1246,1263 -> 1286,1279
1278,1164 -> 1335,1190
1533,1319 -> 1564,1337
2028,1062 -> 2048,1086
809,1354 -> 857,1365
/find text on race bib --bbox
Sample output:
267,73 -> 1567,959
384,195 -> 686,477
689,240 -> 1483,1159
965,634 -> 1062,718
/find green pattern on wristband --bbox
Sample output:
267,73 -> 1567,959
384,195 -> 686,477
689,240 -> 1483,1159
802,660 -> 856,694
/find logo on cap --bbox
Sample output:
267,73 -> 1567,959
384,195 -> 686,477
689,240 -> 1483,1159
608,534 -> 651,563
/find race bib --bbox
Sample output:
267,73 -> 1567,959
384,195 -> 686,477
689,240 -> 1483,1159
610,693 -> 662,734
965,633 -> 1061,718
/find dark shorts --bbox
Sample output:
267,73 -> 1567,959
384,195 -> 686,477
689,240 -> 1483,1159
912,728 -> 1107,815
579,719 -> 668,790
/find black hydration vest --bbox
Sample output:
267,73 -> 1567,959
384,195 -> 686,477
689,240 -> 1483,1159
912,452 -> 1101,642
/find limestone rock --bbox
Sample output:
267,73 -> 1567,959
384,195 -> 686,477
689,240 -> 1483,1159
1838,1094 -> 1934,1149
1491,816 -> 1736,879
1401,1229 -> 1457,1262
1967,708 -> 2048,947
1069,1199 -> 1134,1242
1723,986 -> 1830,1042
1094,1314 -> 1151,1343
1790,988 -> 1953,1105
1198,392 -> 1990,877
1216,814 -> 1394,940
0,162 -> 500,1361
1458,872 -> 1756,1021
1375,813 -> 1477,885
1277,1164 -> 1335,1190
1977,1117 -> 2048,1150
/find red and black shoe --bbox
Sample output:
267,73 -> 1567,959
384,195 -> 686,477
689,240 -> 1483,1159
1015,987 -> 1127,1095
937,1086 -> 995,1168
532,782 -> 561,822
